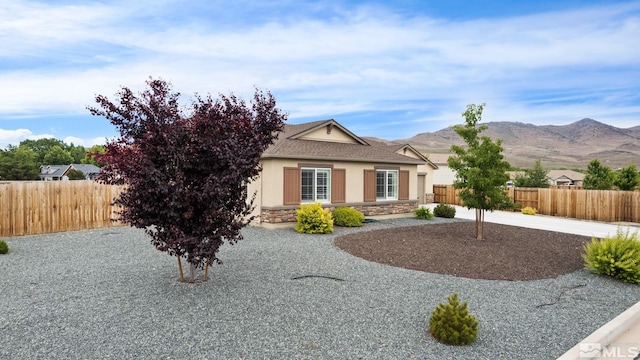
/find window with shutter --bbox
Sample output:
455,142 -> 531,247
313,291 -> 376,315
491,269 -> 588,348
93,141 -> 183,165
331,168 -> 346,203
300,167 -> 331,203
364,169 -> 376,202
399,170 -> 409,200
375,169 -> 398,200
283,167 -> 300,205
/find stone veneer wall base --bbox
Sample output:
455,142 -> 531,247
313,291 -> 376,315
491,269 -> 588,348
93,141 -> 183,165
260,201 -> 418,223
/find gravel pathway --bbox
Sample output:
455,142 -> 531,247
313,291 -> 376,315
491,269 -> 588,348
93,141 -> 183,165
2,217 -> 640,359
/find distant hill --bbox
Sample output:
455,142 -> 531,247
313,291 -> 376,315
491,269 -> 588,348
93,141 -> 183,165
369,118 -> 640,169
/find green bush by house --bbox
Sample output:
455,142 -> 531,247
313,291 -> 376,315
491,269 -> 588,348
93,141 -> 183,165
0,240 -> 8,254
583,229 -> 640,284
429,293 -> 478,345
433,204 -> 456,218
332,207 -> 365,227
295,202 -> 334,234
415,207 -> 434,220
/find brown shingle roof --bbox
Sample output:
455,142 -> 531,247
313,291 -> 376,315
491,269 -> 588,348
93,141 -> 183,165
263,120 -> 425,165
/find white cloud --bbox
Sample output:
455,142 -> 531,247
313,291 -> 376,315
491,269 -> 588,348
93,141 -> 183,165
0,0 -> 639,140
0,128 -> 33,147
63,136 -> 108,147
0,1 -> 118,56
0,128 -> 58,148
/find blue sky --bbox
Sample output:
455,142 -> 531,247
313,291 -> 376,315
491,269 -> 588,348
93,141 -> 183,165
1,0 -> 639,148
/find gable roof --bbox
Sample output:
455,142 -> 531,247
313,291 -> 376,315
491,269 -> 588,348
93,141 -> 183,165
547,170 -> 585,181
366,138 -> 438,169
39,164 -> 102,179
39,165 -> 71,177
263,119 -> 425,165
70,164 -> 101,176
285,119 -> 369,145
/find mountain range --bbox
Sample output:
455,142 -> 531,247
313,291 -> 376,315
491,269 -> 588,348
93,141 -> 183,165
382,119 -> 640,169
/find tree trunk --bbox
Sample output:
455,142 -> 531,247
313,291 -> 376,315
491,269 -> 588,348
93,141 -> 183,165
475,209 -> 480,240
475,208 -> 485,240
204,258 -> 210,281
480,209 -> 485,240
178,256 -> 211,283
189,263 -> 196,282
177,256 -> 185,282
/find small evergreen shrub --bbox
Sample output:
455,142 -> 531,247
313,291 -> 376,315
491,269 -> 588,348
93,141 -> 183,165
332,207 -> 365,227
583,229 -> 640,284
433,204 -> 456,218
295,202 -> 334,234
429,293 -> 478,345
0,240 -> 8,254
415,207 -> 434,220
521,206 -> 537,215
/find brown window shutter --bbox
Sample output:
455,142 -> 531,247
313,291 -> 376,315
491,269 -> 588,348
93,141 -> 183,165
363,169 -> 376,202
331,168 -> 346,203
283,167 -> 300,205
399,170 -> 410,200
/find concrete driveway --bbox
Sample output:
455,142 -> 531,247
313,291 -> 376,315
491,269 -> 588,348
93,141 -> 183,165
423,204 -> 638,239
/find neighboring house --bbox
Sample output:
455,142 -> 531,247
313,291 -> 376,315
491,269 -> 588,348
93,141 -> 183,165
247,119 -> 437,224
39,164 -> 101,181
429,153 -> 456,186
547,170 -> 584,186
507,169 -> 585,187
39,165 -> 70,181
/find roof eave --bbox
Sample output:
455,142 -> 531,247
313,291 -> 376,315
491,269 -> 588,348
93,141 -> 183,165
261,154 -> 425,165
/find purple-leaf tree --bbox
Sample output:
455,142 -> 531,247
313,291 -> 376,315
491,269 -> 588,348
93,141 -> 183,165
88,78 -> 286,282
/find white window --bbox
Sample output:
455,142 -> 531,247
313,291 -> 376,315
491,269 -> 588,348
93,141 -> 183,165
301,168 -> 331,203
376,169 -> 398,200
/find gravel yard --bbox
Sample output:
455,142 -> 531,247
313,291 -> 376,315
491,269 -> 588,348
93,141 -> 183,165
2,217 -> 639,359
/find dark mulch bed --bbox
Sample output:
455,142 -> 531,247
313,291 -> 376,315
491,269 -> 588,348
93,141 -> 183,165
334,222 -> 593,281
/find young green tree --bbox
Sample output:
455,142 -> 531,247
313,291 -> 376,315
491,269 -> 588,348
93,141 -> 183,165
583,159 -> 614,190
448,103 -> 513,240
614,164 -> 639,191
89,78 -> 286,282
513,159 -> 550,188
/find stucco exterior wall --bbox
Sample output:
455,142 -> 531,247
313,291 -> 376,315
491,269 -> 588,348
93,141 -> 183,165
432,165 -> 456,186
249,158 -> 422,223
417,162 -> 436,202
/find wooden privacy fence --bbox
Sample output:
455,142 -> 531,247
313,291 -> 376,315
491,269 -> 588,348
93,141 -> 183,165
0,181 -> 124,237
433,185 -> 640,223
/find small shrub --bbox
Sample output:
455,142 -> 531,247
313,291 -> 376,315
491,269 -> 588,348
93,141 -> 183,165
332,207 -> 365,227
294,202 -> 334,234
521,206 -> 537,215
415,207 -> 434,220
0,240 -> 8,254
583,229 -> 640,284
433,204 -> 456,218
429,293 -> 478,345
